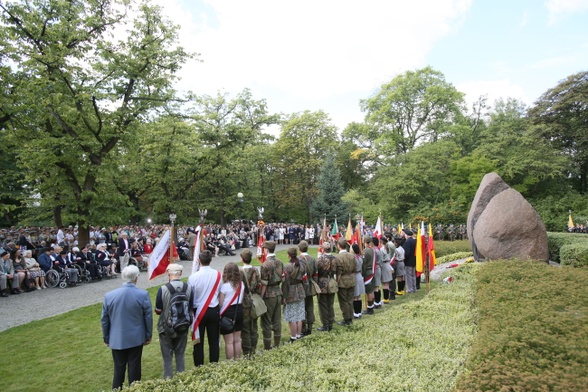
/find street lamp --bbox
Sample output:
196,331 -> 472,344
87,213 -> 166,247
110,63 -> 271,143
237,192 -> 244,222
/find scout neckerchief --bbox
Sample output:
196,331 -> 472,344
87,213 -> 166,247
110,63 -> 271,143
364,247 -> 376,285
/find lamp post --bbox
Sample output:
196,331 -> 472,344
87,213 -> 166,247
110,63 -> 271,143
237,192 -> 244,223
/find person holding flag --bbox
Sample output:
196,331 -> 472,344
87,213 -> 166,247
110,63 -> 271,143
188,250 -> 222,367
148,229 -> 179,281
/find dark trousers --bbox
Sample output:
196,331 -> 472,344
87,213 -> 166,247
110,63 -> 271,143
111,345 -> 143,390
193,305 -> 220,366
261,295 -> 282,349
241,316 -> 259,356
337,287 -> 354,322
318,293 -> 335,327
302,295 -> 315,330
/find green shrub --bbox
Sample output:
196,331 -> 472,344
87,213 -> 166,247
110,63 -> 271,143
435,252 -> 473,265
546,232 -> 586,263
454,260 -> 588,392
434,240 -> 471,257
560,242 -> 588,267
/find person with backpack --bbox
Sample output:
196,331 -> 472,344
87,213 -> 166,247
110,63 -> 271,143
154,263 -> 192,379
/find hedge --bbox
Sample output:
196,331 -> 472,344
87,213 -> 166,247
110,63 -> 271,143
126,265 -> 479,391
454,260 -> 588,391
560,242 -> 588,267
546,232 -> 587,263
434,240 -> 471,257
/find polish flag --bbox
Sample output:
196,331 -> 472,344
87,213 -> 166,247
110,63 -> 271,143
374,216 -> 383,239
191,226 -> 203,275
148,229 -> 178,280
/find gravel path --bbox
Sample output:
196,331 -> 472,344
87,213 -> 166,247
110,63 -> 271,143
0,244 -> 292,333
0,246 -> 475,333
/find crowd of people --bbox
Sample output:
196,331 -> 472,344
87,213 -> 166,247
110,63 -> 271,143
99,226 -> 421,388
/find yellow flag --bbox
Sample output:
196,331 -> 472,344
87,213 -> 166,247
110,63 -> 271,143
416,225 -> 424,273
568,212 -> 574,230
345,217 -> 353,241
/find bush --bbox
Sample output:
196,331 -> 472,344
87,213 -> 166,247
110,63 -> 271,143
546,232 -> 587,263
436,252 -> 473,265
434,240 -> 471,257
454,260 -> 588,391
560,242 -> 588,267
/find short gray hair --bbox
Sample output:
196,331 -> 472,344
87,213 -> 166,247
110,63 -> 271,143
122,265 -> 140,283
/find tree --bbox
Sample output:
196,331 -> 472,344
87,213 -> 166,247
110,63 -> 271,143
311,155 -> 348,222
528,71 -> 588,193
187,89 -> 279,227
372,140 -> 461,222
272,110 -> 338,223
0,0 -> 190,243
476,98 -> 568,196
360,66 -> 465,160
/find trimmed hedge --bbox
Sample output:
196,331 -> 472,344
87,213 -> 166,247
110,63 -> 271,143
546,232 -> 587,263
454,260 -> 588,391
126,265 -> 479,391
436,252 -> 473,265
560,242 -> 588,267
434,240 -> 471,257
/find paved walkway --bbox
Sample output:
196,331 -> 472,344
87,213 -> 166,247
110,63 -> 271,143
0,243 -> 468,333
0,244 -> 292,333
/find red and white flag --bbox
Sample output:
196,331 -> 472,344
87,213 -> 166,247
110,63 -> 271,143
148,229 -> 178,280
256,226 -> 266,263
374,215 -> 383,240
191,226 -> 202,275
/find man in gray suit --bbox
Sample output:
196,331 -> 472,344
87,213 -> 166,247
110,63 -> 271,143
101,265 -> 153,390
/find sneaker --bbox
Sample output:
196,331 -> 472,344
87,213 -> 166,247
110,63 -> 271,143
383,299 -> 390,304
316,326 -> 332,332
396,291 -> 405,295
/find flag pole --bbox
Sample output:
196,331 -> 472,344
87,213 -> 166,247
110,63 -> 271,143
169,213 -> 176,263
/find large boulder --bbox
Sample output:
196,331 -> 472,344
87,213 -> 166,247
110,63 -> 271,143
468,173 -> 549,262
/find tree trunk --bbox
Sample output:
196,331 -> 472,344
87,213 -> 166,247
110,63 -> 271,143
53,205 -> 63,228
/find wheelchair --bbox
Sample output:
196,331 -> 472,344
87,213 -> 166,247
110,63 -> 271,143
73,263 -> 92,283
45,267 -> 73,289
128,254 -> 148,272
97,261 -> 117,279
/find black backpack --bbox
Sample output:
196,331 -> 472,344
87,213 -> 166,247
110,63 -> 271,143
165,282 -> 192,335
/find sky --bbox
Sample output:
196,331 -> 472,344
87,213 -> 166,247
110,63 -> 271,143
151,0 -> 588,131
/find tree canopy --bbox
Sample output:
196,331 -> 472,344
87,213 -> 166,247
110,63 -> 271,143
0,4 -> 585,234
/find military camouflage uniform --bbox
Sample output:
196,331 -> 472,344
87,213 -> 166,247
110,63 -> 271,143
299,253 -> 317,333
241,266 -> 261,356
260,255 -> 284,349
336,250 -> 356,324
316,253 -> 337,329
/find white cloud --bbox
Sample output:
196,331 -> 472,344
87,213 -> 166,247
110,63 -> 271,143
457,79 -> 529,109
545,0 -> 588,25
147,0 -> 472,129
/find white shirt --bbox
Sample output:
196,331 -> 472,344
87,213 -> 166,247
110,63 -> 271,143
188,266 -> 221,311
220,281 -> 244,315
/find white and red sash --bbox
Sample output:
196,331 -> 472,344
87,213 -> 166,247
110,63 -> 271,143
191,272 -> 221,343
220,283 -> 243,317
